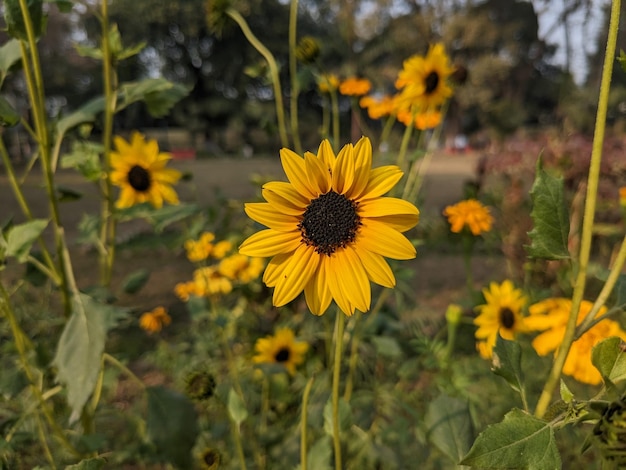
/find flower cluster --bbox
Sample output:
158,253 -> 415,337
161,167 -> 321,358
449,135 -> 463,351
176,232 -> 265,301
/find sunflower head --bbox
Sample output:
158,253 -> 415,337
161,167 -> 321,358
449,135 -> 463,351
296,36 -> 320,64
239,137 -> 419,316
185,369 -> 216,402
110,131 -> 181,209
593,394 -> 626,466
474,280 -> 527,359
197,447 -> 221,470
444,199 -> 494,236
252,328 -> 309,375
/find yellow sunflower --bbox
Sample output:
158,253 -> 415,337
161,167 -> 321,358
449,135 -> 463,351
238,137 -> 419,316
339,77 -> 372,96
110,131 -> 182,209
474,280 -> 528,359
444,199 -> 494,236
526,298 -> 626,385
395,43 -> 454,111
252,327 -> 309,375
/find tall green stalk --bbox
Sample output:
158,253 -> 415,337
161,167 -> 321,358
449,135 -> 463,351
332,311 -> 345,470
288,0 -> 302,154
534,0 -> 621,419
227,9 -> 289,148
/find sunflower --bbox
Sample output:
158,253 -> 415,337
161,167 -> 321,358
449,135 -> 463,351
238,137 -> 419,316
139,306 -> 171,334
526,298 -> 626,385
339,77 -> 372,96
444,199 -> 494,236
252,327 -> 309,375
474,280 -> 528,359
110,131 -> 182,209
395,43 -> 454,112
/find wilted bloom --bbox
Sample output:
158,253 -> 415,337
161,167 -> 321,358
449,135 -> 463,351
526,298 -> 626,385
395,43 -> 454,111
318,74 -> 339,94
444,199 -> 494,235
197,447 -> 221,470
253,327 -> 309,375
110,132 -> 181,209
239,138 -> 419,316
139,306 -> 171,334
474,280 -> 528,359
185,369 -> 216,402
296,36 -> 320,64
339,77 -> 372,96
185,232 -> 216,262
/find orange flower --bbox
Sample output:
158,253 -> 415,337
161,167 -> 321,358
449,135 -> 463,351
444,199 -> 494,235
339,77 -> 372,96
139,306 -> 171,334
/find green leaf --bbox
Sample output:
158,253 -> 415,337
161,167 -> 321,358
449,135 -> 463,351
49,0 -> 74,13
116,203 -> 200,232
526,158 -> 570,260
300,436 -> 332,470
119,78 -> 189,117
0,96 -> 20,127
121,268 -> 150,294
53,294 -> 109,422
56,97 -> 105,136
5,219 -> 48,262
60,141 -> 104,182
64,458 -> 106,470
76,214 -> 101,247
4,0 -> 44,41
227,388 -> 248,426
612,274 -> 626,309
491,334 -> 525,393
425,393 -> 474,464
461,409 -> 561,469
74,44 -> 103,60
371,335 -> 403,358
146,386 -> 198,468
592,337 -> 626,392
323,397 -> 351,436
560,380 -> 574,404
56,186 -> 83,202
0,39 -> 22,82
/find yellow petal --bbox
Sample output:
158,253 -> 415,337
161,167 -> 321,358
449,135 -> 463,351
332,143 -> 355,194
316,139 -> 336,172
359,198 -> 419,232
262,187 -> 306,216
263,253 -> 291,287
334,246 -> 370,313
324,254 -> 353,315
305,151 -> 330,195
153,167 -> 181,184
273,244 -> 320,307
358,219 -> 416,260
304,259 -> 332,315
359,166 -> 404,200
356,248 -> 395,288
245,203 -> 299,231
263,181 -> 310,207
280,148 -> 317,200
239,229 -> 301,257
347,137 -> 372,198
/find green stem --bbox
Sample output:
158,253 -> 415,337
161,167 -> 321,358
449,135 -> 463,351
103,353 -> 145,391
231,419 -> 248,470
576,235 -> 626,336
396,117 -> 414,171
99,0 -> 119,286
332,311 -> 345,470
227,9 -> 289,148
534,0 -> 620,419
35,412 -> 56,470
300,376 -> 315,470
260,375 -> 269,435
288,0 -> 302,154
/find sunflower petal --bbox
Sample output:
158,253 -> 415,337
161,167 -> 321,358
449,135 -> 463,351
359,198 -> 419,232
239,229 -> 301,257
245,203 -> 299,231
280,148 -> 317,199
263,253 -> 292,287
305,150 -> 330,195
336,246 -> 370,313
359,166 -> 404,200
357,249 -> 395,288
358,219 -> 416,260
316,139 -> 336,173
273,244 -> 320,307
347,137 -> 372,198
304,259 -> 333,316
332,143 -> 355,194
325,255 -> 353,315
262,187 -> 306,216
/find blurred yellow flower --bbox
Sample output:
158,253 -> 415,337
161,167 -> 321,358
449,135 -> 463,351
219,254 -> 265,283
359,94 -> 396,119
444,199 -> 494,235
185,232 -> 216,262
474,280 -> 528,359
295,36 -> 320,64
212,240 -> 233,259
339,77 -> 372,96
526,298 -> 626,385
395,43 -> 454,111
253,327 -> 309,375
619,186 -> 626,207
193,266 -> 233,297
139,306 -> 171,334
239,138 -> 419,316
318,74 -> 339,93
110,131 -> 181,209
396,107 -> 442,130
174,281 -> 198,302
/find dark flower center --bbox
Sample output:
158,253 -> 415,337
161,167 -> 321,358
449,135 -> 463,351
299,190 -> 361,256
201,449 -> 219,468
128,165 -> 151,192
425,71 -> 440,94
499,307 -> 516,329
275,347 -> 290,363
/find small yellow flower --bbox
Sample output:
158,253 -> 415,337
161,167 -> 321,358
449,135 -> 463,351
193,266 -> 233,297
174,281 -> 198,302
211,240 -> 233,259
396,108 -> 442,130
444,199 -> 494,235
339,77 -> 372,96
318,74 -> 339,94
619,187 -> 626,207
218,254 -> 265,283
110,132 -> 181,209
526,298 -> 626,385
359,94 -> 396,120
474,280 -> 528,359
139,306 -> 171,334
185,232 -> 216,262
253,327 -> 309,375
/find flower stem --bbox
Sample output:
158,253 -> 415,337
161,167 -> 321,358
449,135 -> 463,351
288,0 -> 302,154
396,116 -> 414,171
300,376 -> 315,470
534,0 -> 621,419
103,353 -> 145,391
227,9 -> 289,148
332,311 -> 345,470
